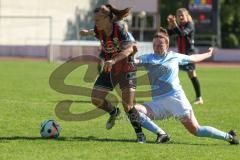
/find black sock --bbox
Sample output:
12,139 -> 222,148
127,107 -> 142,133
191,77 -> 201,98
109,107 -> 117,116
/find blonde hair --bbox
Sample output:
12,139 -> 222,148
176,8 -> 193,23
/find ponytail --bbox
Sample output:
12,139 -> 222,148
94,4 -> 131,21
105,4 -> 131,21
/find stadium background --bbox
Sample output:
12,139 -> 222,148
0,0 -> 240,61
0,1 -> 239,159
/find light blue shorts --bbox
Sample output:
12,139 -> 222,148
144,92 -> 192,120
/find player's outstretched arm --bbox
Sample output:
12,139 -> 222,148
189,47 -> 214,63
111,43 -> 134,63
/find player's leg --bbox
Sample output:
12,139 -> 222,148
91,73 -> 120,130
187,68 -> 203,105
134,103 -> 166,134
180,110 -> 239,144
118,71 -> 146,143
91,86 -> 114,112
121,87 -> 146,143
135,103 -> 170,143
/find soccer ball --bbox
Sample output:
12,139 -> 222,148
40,119 -> 61,138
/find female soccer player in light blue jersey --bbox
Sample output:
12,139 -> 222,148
134,27 -> 239,145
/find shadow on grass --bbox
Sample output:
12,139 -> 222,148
0,136 -> 227,146
51,100 -> 146,104
0,136 -> 137,143
0,136 -> 59,141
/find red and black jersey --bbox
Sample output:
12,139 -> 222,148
94,22 -> 136,73
168,22 -> 195,55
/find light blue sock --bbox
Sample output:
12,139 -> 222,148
139,112 -> 166,135
196,126 -> 232,141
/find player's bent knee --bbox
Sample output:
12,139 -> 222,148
133,104 -> 141,110
181,119 -> 199,135
91,97 -> 104,107
134,104 -> 149,115
122,104 -> 132,112
188,125 -> 199,136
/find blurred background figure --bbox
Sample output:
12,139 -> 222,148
167,8 -> 203,105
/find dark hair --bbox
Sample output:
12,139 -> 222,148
94,4 -> 131,21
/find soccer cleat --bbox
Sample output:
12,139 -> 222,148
106,108 -> 120,130
156,134 -> 170,143
194,97 -> 204,105
228,130 -> 239,145
136,132 -> 146,143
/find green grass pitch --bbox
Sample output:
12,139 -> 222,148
0,60 -> 239,160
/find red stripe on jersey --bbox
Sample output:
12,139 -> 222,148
181,36 -> 186,54
114,25 -> 119,39
177,36 -> 181,53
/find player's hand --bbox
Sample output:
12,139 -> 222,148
167,15 -> 176,24
132,45 -> 138,55
103,59 -> 115,73
79,29 -> 89,36
208,47 -> 214,56
167,15 -> 173,21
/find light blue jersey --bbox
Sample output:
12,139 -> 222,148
138,51 -> 190,101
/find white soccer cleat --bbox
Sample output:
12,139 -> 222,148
194,97 -> 204,105
106,108 -> 120,130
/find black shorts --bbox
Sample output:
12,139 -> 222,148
179,63 -> 196,71
94,71 -> 137,91
179,50 -> 196,71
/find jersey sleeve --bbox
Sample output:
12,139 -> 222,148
135,54 -> 152,68
175,52 -> 191,65
167,28 -> 175,36
173,22 -> 194,36
137,54 -> 150,64
127,32 -> 136,42
116,23 -> 134,46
